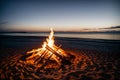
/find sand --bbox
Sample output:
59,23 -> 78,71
0,35 -> 120,80
0,49 -> 119,80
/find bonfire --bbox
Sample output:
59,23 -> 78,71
22,28 -> 75,69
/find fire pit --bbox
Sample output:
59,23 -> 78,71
21,28 -> 75,69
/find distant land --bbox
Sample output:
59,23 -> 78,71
0,31 -> 120,34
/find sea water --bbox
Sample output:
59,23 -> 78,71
1,32 -> 120,40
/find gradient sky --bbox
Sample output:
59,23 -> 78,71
0,0 -> 120,32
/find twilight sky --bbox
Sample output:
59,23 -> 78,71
0,0 -> 120,32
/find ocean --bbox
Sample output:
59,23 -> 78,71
1,32 -> 120,40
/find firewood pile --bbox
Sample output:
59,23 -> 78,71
20,28 -> 75,69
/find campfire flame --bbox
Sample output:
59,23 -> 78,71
42,28 -> 54,50
26,28 -> 68,65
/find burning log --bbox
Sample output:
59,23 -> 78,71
35,50 -> 49,64
34,50 -> 48,64
46,45 -> 62,59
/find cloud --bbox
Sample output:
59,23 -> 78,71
0,21 -> 8,25
0,21 -> 8,32
100,26 -> 120,29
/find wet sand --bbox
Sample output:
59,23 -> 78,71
0,35 -> 120,80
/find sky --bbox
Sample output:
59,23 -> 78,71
0,0 -> 120,32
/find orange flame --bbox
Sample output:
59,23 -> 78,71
42,28 -> 54,50
27,28 -> 67,64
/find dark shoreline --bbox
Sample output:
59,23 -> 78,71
0,35 -> 120,51
0,35 -> 120,59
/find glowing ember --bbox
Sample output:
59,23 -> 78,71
26,28 -> 70,65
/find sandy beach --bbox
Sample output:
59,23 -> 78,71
0,35 -> 120,80
1,0 -> 120,79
